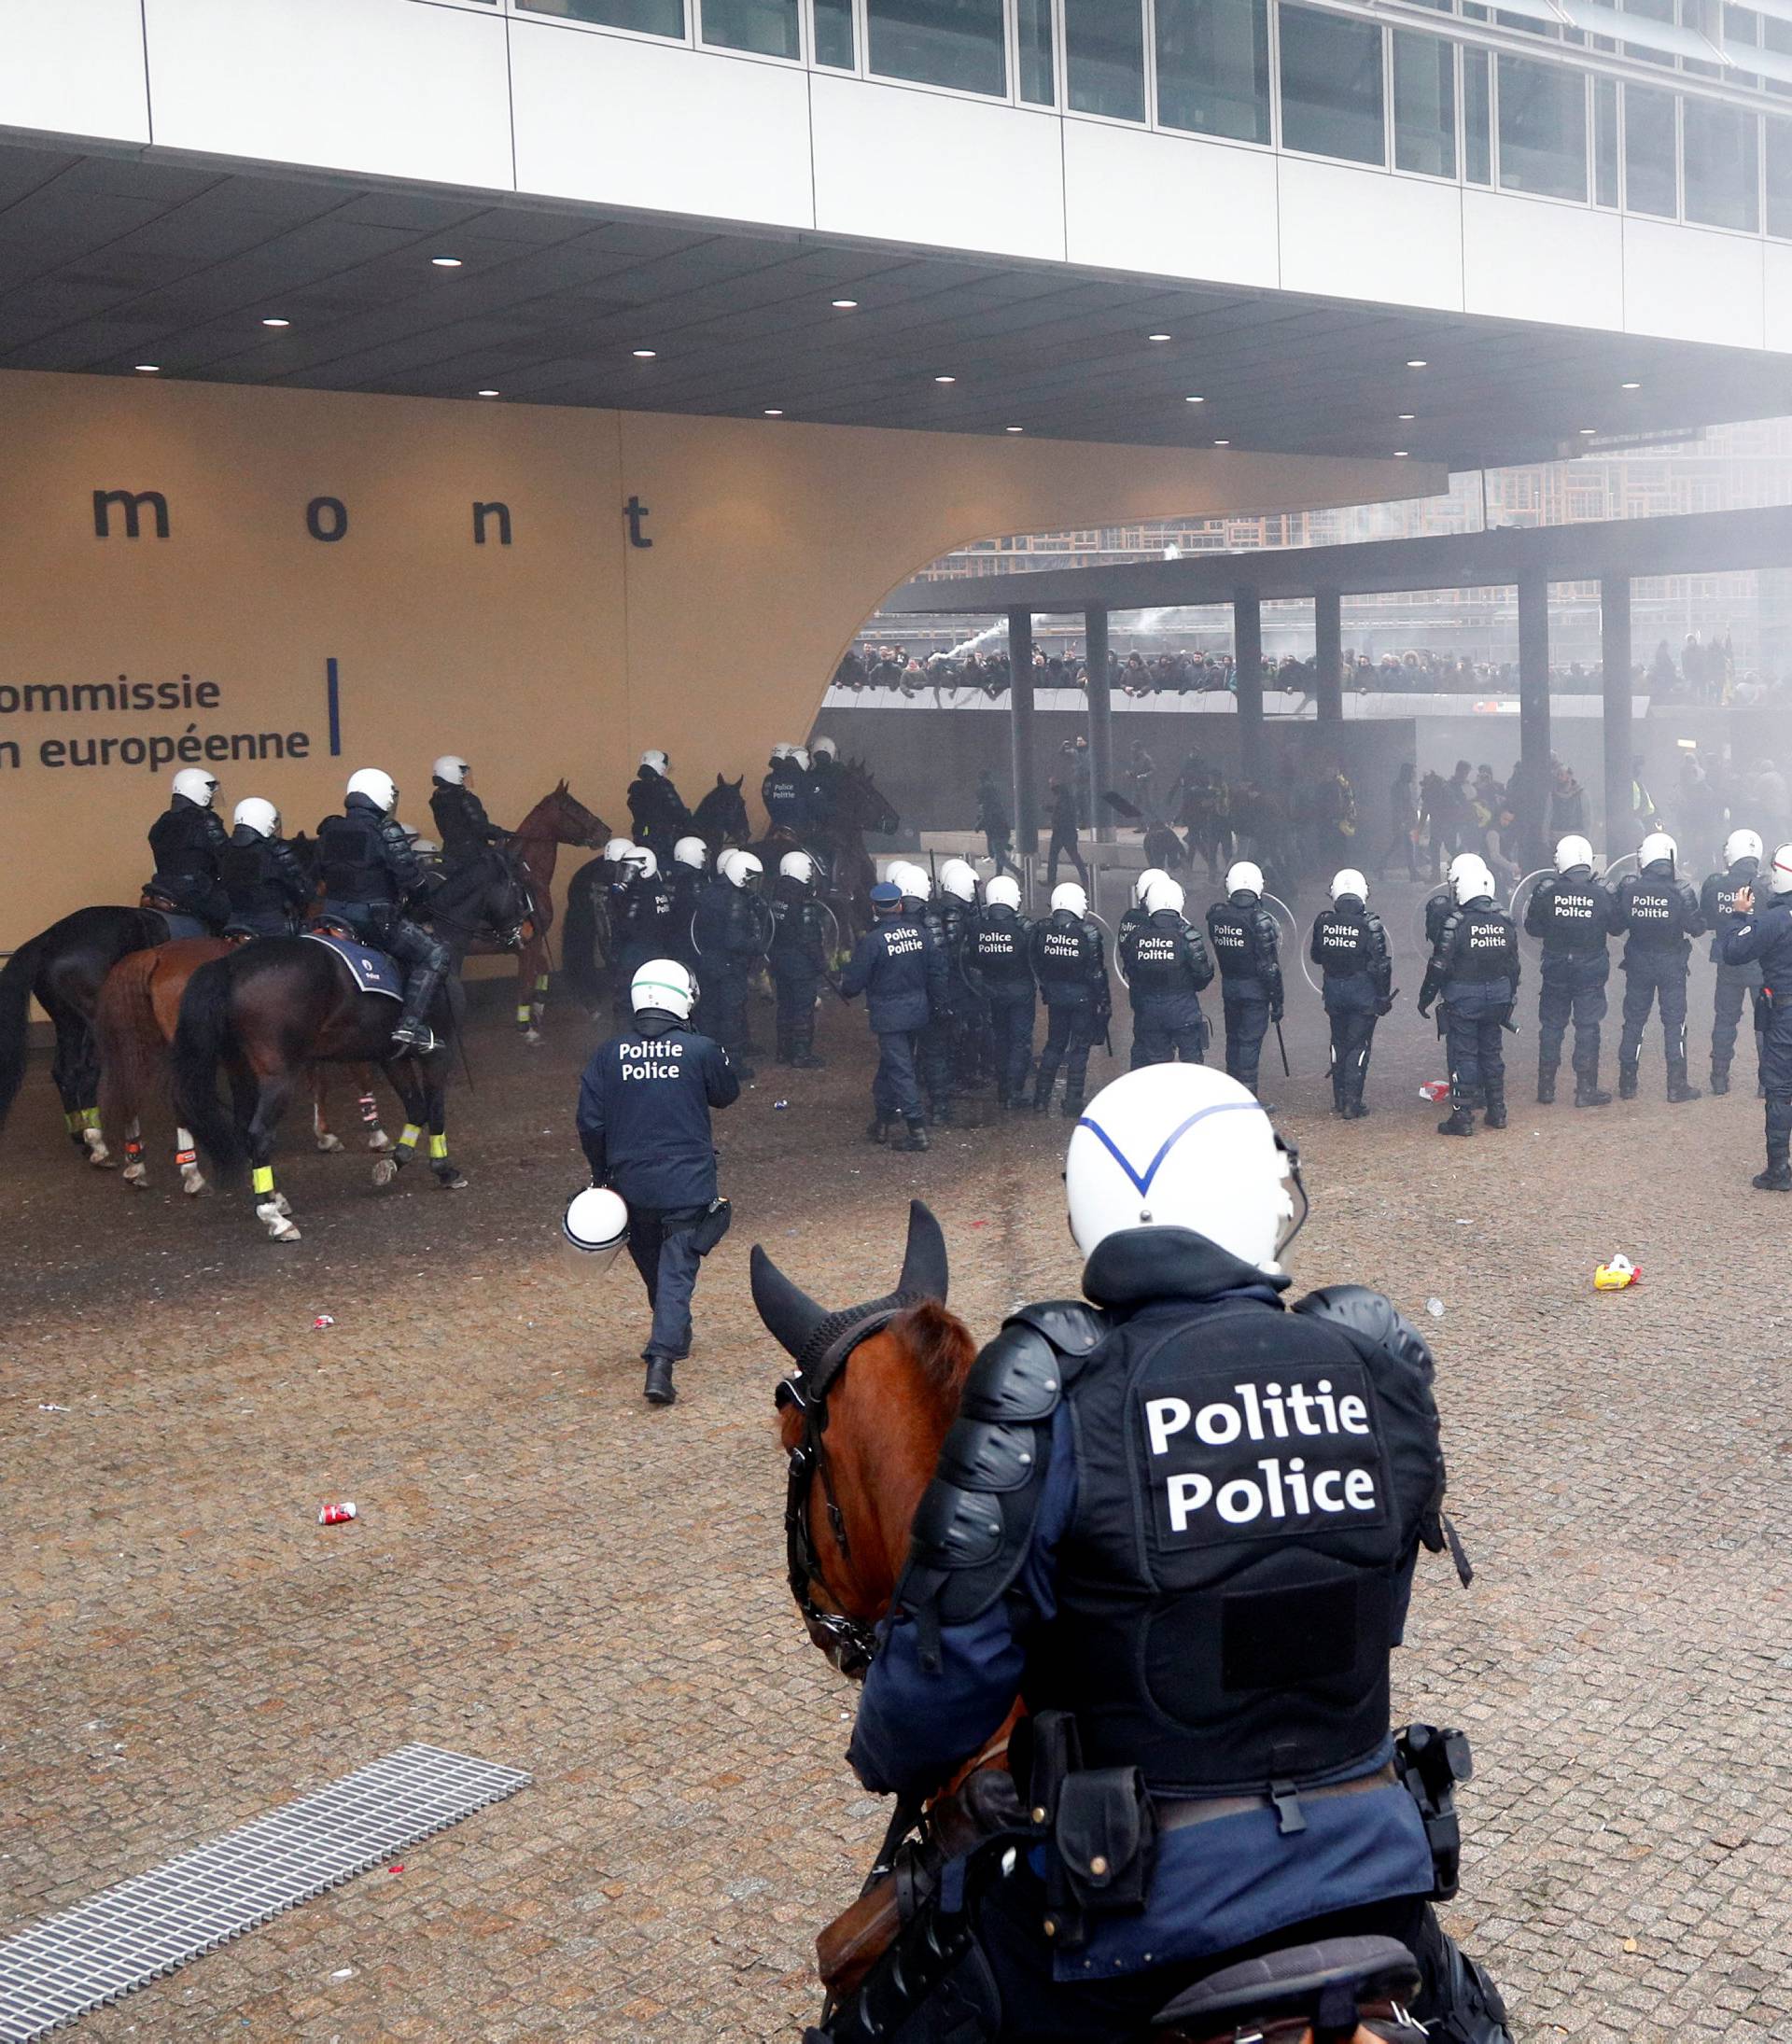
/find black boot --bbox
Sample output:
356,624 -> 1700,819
1617,1064 -> 1638,1100
1437,1105 -> 1476,1137
1536,1060 -> 1557,1106
1757,1099 -> 1792,1190
774,1015 -> 795,1065
897,1120 -> 930,1153
791,1020 -> 824,1070
1060,1092 -> 1085,1120
1483,1096 -> 1508,1129
643,1355 -> 678,1406
1666,1065 -> 1702,1104
1344,1099 -> 1370,1119
1710,1066 -> 1729,1096
1575,1077 -> 1613,1107
1757,1163 -> 1792,1191
391,1009 -> 439,1054
864,1116 -> 889,1145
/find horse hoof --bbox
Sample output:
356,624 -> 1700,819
271,1191 -> 293,1217
122,1163 -> 148,1187
367,1130 -> 392,1154
433,1167 -> 469,1190
256,1201 -> 301,1242
315,1132 -> 345,1154
371,1156 -> 399,1188
181,1170 -> 207,1197
523,1029 -> 543,1047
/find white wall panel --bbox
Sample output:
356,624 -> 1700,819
810,77 -> 1064,261
511,24 -> 813,228
1463,189 -> 1623,329
0,0 -> 148,145
1063,123 -> 1277,287
1763,242 -> 1792,352
1621,217 -> 1764,347
1278,160 -> 1463,312
142,0 -> 512,189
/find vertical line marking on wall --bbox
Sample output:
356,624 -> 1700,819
327,657 -> 341,756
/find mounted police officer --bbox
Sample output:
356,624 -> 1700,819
144,768 -> 231,936
628,749 -> 693,859
316,768 -> 451,1055
219,797 -> 313,937
892,864 -> 960,1127
1310,870 -> 1393,1118
1420,856 -> 1519,1138
1029,881 -> 1109,1118
428,755 -> 510,873
968,875 -> 1034,1108
937,859 -> 985,1093
1613,830 -> 1705,1102
763,744 -> 813,838
807,735 -> 844,828
1120,876 -> 1212,1069
576,958 -> 739,1405
667,835 -> 708,969
1722,845 -> 1792,1191
1206,859 -> 1283,1097
1524,833 -> 1619,1108
1702,827 -> 1767,1097
771,850 -> 831,1069
693,848 -> 765,1080
835,1062 -> 1508,2044
840,879 -> 945,1153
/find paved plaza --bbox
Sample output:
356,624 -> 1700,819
2,877 -> 1788,2043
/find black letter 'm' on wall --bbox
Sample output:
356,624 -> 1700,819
93,489 -> 170,539
472,500 -> 512,547
306,496 -> 349,542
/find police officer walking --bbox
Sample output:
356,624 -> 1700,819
219,798 -> 313,937
1029,881 -> 1110,1116
1525,833 -> 1619,1107
144,768 -> 231,936
693,848 -> 765,1080
819,1061 -> 1508,2044
1701,827 -> 1767,1096
1120,876 -> 1213,1068
316,768 -> 452,1054
1722,845 -> 1792,1190
1613,831 -> 1705,1102
1310,869 -> 1393,1117
667,835 -> 708,970
1206,859 -> 1284,1096
1420,856 -> 1519,1138
428,755 -> 509,872
627,749 -> 693,859
891,864 -> 960,1127
967,875 -> 1034,1108
839,880 -> 945,1153
770,850 -> 830,1068
937,859 -> 985,1093
576,958 -> 739,1405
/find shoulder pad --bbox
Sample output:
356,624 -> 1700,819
1293,1283 -> 1435,1383
907,1477 -> 1007,1571
1008,1297 -> 1109,1358
959,1321 -> 1071,1423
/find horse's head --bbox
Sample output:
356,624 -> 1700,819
534,780 -> 608,848
752,1201 -> 973,1676
842,758 -> 900,837
694,774 -> 750,847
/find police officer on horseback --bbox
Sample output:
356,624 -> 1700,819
833,1062 -> 1509,2044
428,755 -> 510,873
316,768 -> 451,1055
219,798 -> 313,937
807,735 -> 844,828
628,749 -> 693,858
1206,860 -> 1283,1096
763,745 -> 813,837
145,768 -> 231,936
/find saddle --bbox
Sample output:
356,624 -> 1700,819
301,929 -> 404,1001
1150,1936 -> 1426,2044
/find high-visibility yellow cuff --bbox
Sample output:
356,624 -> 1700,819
429,1133 -> 448,1159
252,1166 -> 275,1195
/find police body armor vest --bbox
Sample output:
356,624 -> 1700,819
317,812 -> 390,904
1126,921 -> 1195,997
1623,875 -> 1689,954
148,806 -> 220,879
1533,877 -> 1607,956
1446,903 -> 1519,983
1314,910 -> 1371,974
1036,915 -> 1096,989
972,911 -> 1031,987
219,835 -> 287,916
1206,902 -> 1254,978
1704,868 -> 1756,959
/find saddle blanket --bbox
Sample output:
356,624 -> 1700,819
302,931 -> 404,1001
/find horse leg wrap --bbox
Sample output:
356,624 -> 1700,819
535,973 -> 550,997
515,1004 -> 533,1027
124,1138 -> 145,1163
252,1166 -> 275,1196
397,1121 -> 422,1158
175,1147 -> 198,1169
428,1133 -> 448,1160
358,1092 -> 381,1127
82,1107 -> 102,1129
63,1110 -> 81,1136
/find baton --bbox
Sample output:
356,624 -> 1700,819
1274,1016 -> 1291,1079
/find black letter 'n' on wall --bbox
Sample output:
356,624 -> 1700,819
473,501 -> 512,547
93,489 -> 170,539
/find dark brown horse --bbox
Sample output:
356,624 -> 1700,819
751,755 -> 899,938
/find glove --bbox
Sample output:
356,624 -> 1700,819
1374,997 -> 1393,1018
1417,998 -> 1433,1019
1270,1003 -> 1284,1025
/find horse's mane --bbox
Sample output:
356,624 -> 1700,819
889,1299 -> 977,1409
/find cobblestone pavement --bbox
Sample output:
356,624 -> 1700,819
1,876 -> 1787,2043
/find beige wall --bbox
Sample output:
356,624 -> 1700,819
0,369 -> 1434,952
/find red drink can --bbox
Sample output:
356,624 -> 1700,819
317,1501 -> 358,1526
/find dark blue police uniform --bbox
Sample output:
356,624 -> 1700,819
1701,860 -> 1766,1094
1722,886 -> 1792,1185
1029,910 -> 1109,1113
1120,908 -> 1213,1068
967,904 -> 1035,1106
1421,900 -> 1519,1128
693,875 -> 765,1070
1309,901 -> 1392,1115
1206,892 -> 1283,1093
1524,867 -> 1618,1104
840,912 -> 945,1135
218,825 -> 313,937
145,796 -> 231,936
1613,861 -> 1705,1099
763,761 -> 812,837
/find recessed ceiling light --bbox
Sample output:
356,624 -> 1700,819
763,408 -> 784,416
632,348 -> 657,359
477,388 -> 500,398
1184,395 -> 1205,404
1005,425 -> 1025,433
1579,427 -> 1598,435
261,317 -> 290,329
1394,450 -> 1410,458
1620,380 -> 1641,390
831,298 -> 859,309
1398,413 -> 1416,421
934,374 -> 956,384
134,363 -> 160,373
1406,358 -> 1428,368
1147,332 -> 1172,342
1213,439 -> 1230,447
430,256 -> 463,268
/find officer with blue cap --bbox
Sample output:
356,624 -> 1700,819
839,880 -> 945,1154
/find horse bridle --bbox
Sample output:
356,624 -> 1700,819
427,849 -> 533,952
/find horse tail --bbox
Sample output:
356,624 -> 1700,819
96,950 -> 168,1155
0,931 -> 46,1136
171,956 -> 246,1179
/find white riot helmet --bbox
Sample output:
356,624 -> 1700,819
1330,869 -> 1369,904
1554,834 -> 1595,874
432,755 -> 469,786
1142,877 -> 1185,917
172,768 -> 218,806
562,1185 -> 629,1272
1724,828 -> 1764,868
640,749 -> 669,775
1134,867 -> 1169,907
673,835 -> 707,872
1639,830 -> 1677,872
791,746 -> 812,772
604,835 -> 636,865
722,850 -> 763,889
812,736 -> 837,760
985,875 -> 1021,911
939,858 -> 979,904
889,861 -> 931,900
347,768 -> 397,813
1770,843 -> 1792,895
1225,861 -> 1265,899
1452,856 -> 1497,905
1051,882 -> 1088,917
621,846 -> 659,879
779,850 -> 817,885
631,957 -> 696,1020
1446,851 -> 1478,890
232,797 -> 278,838
1066,1066 -> 1297,1274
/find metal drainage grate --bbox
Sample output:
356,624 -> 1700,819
0,1743 -> 531,2040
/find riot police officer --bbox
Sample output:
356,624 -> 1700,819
839,880 -> 945,1153
1420,856 -> 1519,1138
1029,881 -> 1109,1117
807,735 -> 843,827
1722,845 -> 1792,1190
667,835 -> 708,969
1423,852 -> 1480,952
576,958 -> 739,1405
219,797 -> 313,937
627,749 -> 693,858
1524,833 -> 1619,1108
763,744 -> 813,838
1206,858 -> 1283,1096
693,849 -> 764,1080
892,863 -> 960,1127
144,768 -> 231,936
809,1062 -> 1507,2044
1310,869 -> 1393,1118
1613,831 -> 1705,1102
316,768 -> 451,1054
612,846 -> 676,986
1120,875 -> 1213,1068
770,849 -> 830,1068
967,875 -> 1034,1108
936,859 -> 984,1091
1701,827 -> 1767,1096
1117,867 -> 1170,954
428,755 -> 509,872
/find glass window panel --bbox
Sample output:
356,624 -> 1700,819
1066,0 -> 1146,120
1768,16 -> 1792,98
1017,0 -> 1055,103
1155,0 -> 1271,144
1767,115 -> 1792,232
1279,5 -> 1386,165
1624,82 -> 1677,214
1594,76 -> 1619,203
1621,0 -> 1676,66
814,0 -> 854,65
1496,52 -> 1587,198
1393,30 -> 1456,175
702,0 -> 798,54
1683,97 -> 1759,228
1464,47 -> 1492,180
516,0 -> 685,29
866,0 -> 1005,94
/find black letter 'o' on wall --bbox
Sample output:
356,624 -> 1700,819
306,496 -> 349,542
